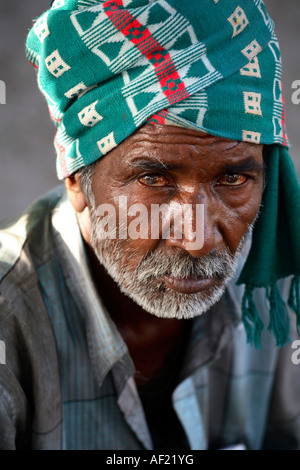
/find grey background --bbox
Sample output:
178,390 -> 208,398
0,0 -> 299,219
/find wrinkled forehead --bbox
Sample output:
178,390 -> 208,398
96,124 -> 264,176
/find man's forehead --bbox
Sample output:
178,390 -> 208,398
111,124 -> 262,167
128,124 -> 237,147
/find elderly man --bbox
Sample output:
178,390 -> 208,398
0,0 -> 299,450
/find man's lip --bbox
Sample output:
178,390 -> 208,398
160,275 -> 219,294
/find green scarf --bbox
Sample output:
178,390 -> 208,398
26,0 -> 300,347
238,145 -> 300,347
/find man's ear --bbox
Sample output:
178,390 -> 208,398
64,172 -> 88,213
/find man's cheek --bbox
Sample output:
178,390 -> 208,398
229,185 -> 263,222
219,204 -> 259,254
121,237 -> 160,263
240,195 -> 262,225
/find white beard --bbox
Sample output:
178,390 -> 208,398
89,204 -> 250,320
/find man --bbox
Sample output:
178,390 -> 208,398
0,0 -> 299,450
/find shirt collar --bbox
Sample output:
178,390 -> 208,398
51,189 -> 133,387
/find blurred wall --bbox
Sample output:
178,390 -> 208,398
0,0 -> 299,219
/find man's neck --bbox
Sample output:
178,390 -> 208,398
83,241 -> 190,386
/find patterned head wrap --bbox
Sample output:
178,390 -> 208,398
26,0 -> 300,347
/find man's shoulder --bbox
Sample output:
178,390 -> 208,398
0,186 -> 65,282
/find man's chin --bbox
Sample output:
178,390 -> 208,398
116,278 -> 228,320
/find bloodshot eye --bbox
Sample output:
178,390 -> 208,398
217,174 -> 248,186
139,174 -> 169,187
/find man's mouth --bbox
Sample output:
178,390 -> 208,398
160,274 -> 222,294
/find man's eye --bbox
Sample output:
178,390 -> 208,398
139,174 -> 169,187
217,174 -> 248,186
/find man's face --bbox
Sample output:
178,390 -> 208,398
87,125 -> 264,319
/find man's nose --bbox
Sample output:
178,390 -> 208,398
164,191 -> 223,258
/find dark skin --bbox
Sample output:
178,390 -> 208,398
65,124 -> 264,388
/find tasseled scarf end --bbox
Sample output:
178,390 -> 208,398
241,285 -> 264,349
241,276 -> 300,349
288,275 -> 300,335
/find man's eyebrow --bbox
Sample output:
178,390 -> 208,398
128,158 -> 181,172
222,157 -> 263,173
128,156 -> 262,173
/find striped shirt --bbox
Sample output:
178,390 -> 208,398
0,186 -> 299,450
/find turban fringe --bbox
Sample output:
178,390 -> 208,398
238,146 -> 300,347
26,0 -> 300,347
